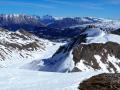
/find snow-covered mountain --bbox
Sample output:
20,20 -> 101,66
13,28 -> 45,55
0,14 -> 45,30
0,14 -> 120,29
0,14 -> 120,90
0,14 -> 120,41
27,25 -> 120,73
0,28 -> 63,68
47,17 -> 103,29
0,27 -> 101,90
41,15 -> 56,25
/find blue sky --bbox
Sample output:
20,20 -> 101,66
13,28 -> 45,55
0,0 -> 120,19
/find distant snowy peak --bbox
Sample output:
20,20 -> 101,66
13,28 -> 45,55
0,14 -> 45,28
1,14 -> 40,19
93,20 -> 120,30
41,15 -> 55,20
0,14 -> 120,29
47,17 -> 105,28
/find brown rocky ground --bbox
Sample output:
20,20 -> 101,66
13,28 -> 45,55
72,42 -> 120,72
79,73 -> 120,90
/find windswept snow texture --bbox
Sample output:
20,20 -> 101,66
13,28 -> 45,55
83,28 -> 120,44
95,20 -> 120,29
0,68 -> 101,90
24,47 -> 74,72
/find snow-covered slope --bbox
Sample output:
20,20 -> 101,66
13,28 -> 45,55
70,19 -> 120,31
0,14 -> 120,90
0,28 -> 63,68
95,20 -> 120,29
82,27 -> 120,44
28,26 -> 120,73
0,68 -> 101,90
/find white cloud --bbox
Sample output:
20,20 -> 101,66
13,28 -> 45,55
106,0 -> 120,4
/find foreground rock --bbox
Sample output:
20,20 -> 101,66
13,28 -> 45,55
79,73 -> 120,90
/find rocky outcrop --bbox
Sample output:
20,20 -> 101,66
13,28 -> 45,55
79,73 -> 120,90
111,28 -> 120,35
34,27 -> 120,73
0,28 -> 46,61
73,42 -> 120,72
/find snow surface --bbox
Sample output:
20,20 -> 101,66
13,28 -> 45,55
70,19 -> 120,30
24,49 -> 74,72
0,41 -> 63,68
95,20 -> 120,29
0,28 -> 65,68
0,68 -> 101,90
0,16 -> 120,90
76,60 -> 94,71
83,28 -> 120,44
25,27 -> 120,73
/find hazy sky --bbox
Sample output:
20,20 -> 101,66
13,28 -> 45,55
0,0 -> 120,19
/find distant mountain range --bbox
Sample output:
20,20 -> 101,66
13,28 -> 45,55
0,14 -> 120,41
0,14 -> 120,90
0,14 -> 120,73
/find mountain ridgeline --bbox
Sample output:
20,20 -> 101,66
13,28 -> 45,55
0,14 -> 120,73
0,14 -> 120,41
27,26 -> 120,73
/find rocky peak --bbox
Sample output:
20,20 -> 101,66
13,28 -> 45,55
73,42 -> 120,73
111,28 -> 120,35
79,73 -> 120,90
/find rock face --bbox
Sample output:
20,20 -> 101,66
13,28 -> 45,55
73,42 -> 120,72
79,73 -> 120,90
111,28 -> 120,35
29,26 -> 120,72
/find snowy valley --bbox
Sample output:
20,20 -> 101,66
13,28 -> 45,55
0,14 -> 120,90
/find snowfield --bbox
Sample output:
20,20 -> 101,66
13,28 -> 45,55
83,28 -> 120,44
0,68 -> 101,90
0,15 -> 120,90
25,27 -> 120,73
0,41 -> 63,68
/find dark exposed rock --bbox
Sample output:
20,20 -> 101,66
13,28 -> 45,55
111,28 -> 120,35
4,42 -> 40,50
79,73 -> 120,90
52,34 -> 86,56
71,67 -> 81,72
72,42 -> 120,72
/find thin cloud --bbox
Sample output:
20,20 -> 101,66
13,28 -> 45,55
45,0 -> 104,10
106,0 -> 120,4
0,1 -> 54,9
